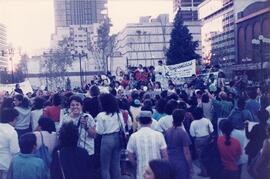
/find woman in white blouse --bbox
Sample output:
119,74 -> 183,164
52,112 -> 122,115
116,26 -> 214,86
59,95 -> 96,156
34,117 -> 57,155
96,93 -> 124,179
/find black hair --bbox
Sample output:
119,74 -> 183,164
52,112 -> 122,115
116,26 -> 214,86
118,98 -> 130,111
155,99 -> 167,114
109,88 -> 117,96
187,97 -> 198,107
202,93 -> 210,103
164,99 -> 178,115
258,109 -> 269,123
19,133 -> 36,154
1,108 -> 19,123
149,159 -> 174,179
219,119 -> 233,146
139,115 -> 152,125
1,97 -> 14,109
168,93 -> 178,101
237,97 -> 246,110
38,117 -> 56,133
52,93 -> 62,106
59,122 -> 79,147
248,89 -> 257,99
33,97 -> 45,110
172,109 -> 185,127
14,94 -> 30,109
143,99 -> 153,107
193,107 -> 204,120
131,91 -> 139,100
160,90 -> 168,99
69,95 -> 83,107
178,102 -> 187,110
99,93 -> 119,115
141,106 -> 153,113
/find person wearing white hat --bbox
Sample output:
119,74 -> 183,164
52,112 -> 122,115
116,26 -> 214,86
127,111 -> 168,179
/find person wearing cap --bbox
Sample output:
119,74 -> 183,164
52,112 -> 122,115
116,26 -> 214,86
127,111 -> 168,179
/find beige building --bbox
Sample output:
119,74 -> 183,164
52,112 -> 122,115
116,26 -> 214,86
0,23 -> 8,70
110,14 -> 202,74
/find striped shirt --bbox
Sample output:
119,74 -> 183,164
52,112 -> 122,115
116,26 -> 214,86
127,127 -> 167,179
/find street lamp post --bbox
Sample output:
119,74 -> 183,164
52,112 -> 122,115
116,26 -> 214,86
252,35 -> 269,72
8,48 -> 15,83
71,48 -> 87,89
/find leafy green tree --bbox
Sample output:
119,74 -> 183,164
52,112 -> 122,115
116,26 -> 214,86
166,10 -> 200,65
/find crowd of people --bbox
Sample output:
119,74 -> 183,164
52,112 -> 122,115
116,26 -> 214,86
0,62 -> 270,179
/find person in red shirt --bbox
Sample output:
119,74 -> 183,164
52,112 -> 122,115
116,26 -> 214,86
217,120 -> 242,179
43,93 -> 61,122
120,75 -> 129,89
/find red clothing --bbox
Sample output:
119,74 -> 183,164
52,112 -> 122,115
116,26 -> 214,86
121,79 -> 129,88
134,70 -> 142,81
217,136 -> 242,171
43,106 -> 61,122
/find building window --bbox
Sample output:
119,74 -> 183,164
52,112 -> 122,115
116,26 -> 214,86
262,18 -> 270,37
238,27 -> 245,63
253,21 -> 261,38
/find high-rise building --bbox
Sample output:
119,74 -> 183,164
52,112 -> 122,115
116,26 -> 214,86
198,0 -> 267,66
54,0 -> 107,28
173,0 -> 203,21
0,23 -> 8,71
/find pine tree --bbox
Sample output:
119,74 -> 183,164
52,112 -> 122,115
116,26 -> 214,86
166,10 -> 200,65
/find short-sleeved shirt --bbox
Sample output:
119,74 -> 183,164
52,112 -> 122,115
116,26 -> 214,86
217,136 -> 242,171
165,127 -> 191,160
189,118 -> 213,137
96,112 -> 124,135
0,124 -> 19,171
156,115 -> 173,133
127,127 -> 167,179
60,113 -> 95,155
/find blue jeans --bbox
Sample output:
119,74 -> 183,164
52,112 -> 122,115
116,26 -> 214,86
195,135 -> 209,175
100,133 -> 121,179
0,170 -> 7,179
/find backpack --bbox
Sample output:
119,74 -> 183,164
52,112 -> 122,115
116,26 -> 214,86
35,132 -> 52,169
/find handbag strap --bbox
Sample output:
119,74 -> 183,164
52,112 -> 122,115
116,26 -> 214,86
117,112 -> 124,133
39,131 -> 45,145
57,150 -> 66,179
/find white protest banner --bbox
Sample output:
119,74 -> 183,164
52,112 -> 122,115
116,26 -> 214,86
165,59 -> 196,78
0,80 -> 33,94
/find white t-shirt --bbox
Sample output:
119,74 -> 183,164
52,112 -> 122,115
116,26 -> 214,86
96,112 -> 125,135
0,124 -> 20,171
127,127 -> 167,179
31,109 -> 43,131
189,118 -> 214,137
156,115 -> 173,133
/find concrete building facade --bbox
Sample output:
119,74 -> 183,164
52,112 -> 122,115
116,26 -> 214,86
198,0 -> 267,66
110,14 -> 201,73
54,0 -> 107,28
0,23 -> 8,70
234,1 -> 270,80
173,0 -> 203,21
